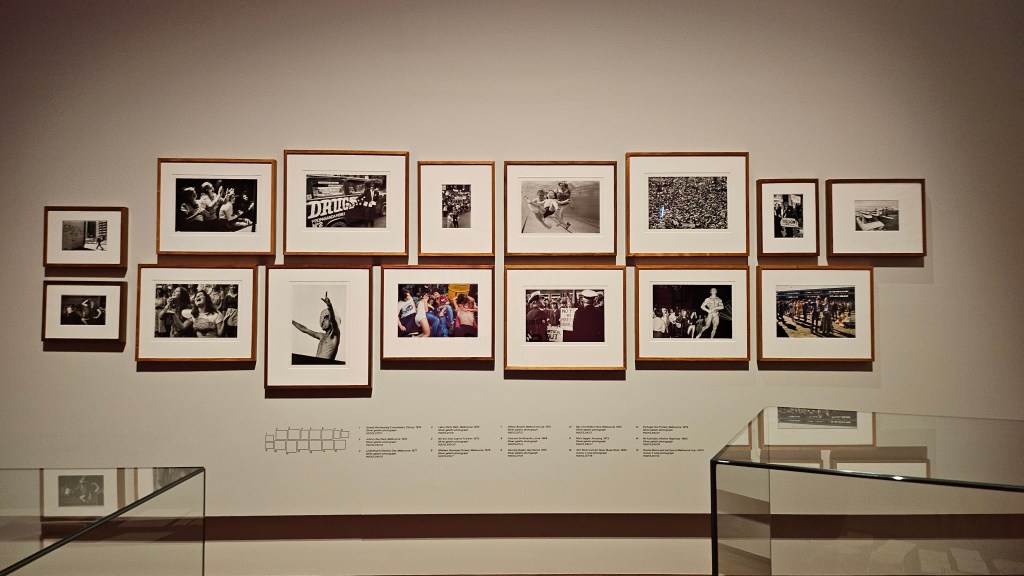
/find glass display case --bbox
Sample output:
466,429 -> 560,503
711,408 -> 1024,575
0,467 -> 204,575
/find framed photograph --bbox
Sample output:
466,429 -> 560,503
157,158 -> 276,255
418,161 -> 494,256
626,152 -> 748,256
635,266 -> 749,361
504,161 -> 616,256
505,266 -> 625,371
265,266 -> 373,389
135,264 -> 257,362
757,179 -> 819,256
284,149 -> 408,255
42,281 -> 127,343
43,206 -> 128,267
42,468 -> 120,520
757,266 -> 874,362
760,407 -> 876,447
826,179 -> 926,256
382,265 -> 494,361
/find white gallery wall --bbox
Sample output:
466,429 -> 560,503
1,1 -> 1022,574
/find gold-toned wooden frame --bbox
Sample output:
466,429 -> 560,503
42,280 -> 128,343
757,178 -> 820,257
417,161 -> 495,257
826,178 -> 926,257
43,206 -> 129,268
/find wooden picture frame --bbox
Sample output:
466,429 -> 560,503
757,179 -> 819,257
418,161 -> 495,256
826,179 -> 926,257
43,206 -> 128,268
42,281 -> 127,343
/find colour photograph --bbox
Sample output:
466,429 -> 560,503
398,283 -> 479,338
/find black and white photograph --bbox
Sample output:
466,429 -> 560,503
757,179 -> 819,257
44,207 -> 128,267
854,199 -> 900,231
761,407 -> 875,447
827,179 -> 924,257
153,468 -> 192,491
398,283 -> 479,338
651,284 -> 732,340
154,283 -> 240,339
43,281 -> 126,343
291,284 -> 347,365
442,184 -> 471,229
520,179 -> 600,234
525,288 -> 604,343
777,407 -> 858,428
60,294 -> 107,326
305,173 -> 387,228
174,178 -> 258,232
647,176 -> 728,230
57,474 -> 105,507
774,285 -> 856,339
773,194 -> 804,238
42,468 -> 119,519
62,219 -> 109,250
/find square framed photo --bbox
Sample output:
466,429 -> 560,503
826,179 -> 926,256
284,150 -> 408,255
418,161 -> 494,256
626,152 -> 748,256
382,265 -> 494,361
265,266 -> 373,389
504,161 -> 616,256
157,158 -> 276,255
505,266 -> 625,371
43,206 -> 128,268
760,407 -> 876,447
136,264 -> 257,362
42,281 -> 127,343
42,468 -> 120,520
757,266 -> 874,362
635,265 -> 749,361
757,179 -> 819,257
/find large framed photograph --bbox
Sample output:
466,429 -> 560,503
284,150 -> 408,255
382,265 -> 494,361
42,281 -> 127,343
418,161 -> 494,256
757,266 -> 874,362
757,179 -> 819,257
157,158 -> 276,255
760,407 -> 876,447
626,152 -> 748,256
135,265 -> 257,362
265,266 -> 373,389
826,179 -> 926,256
41,468 -> 120,520
43,206 -> 128,268
504,161 -> 616,256
635,266 -> 749,361
505,266 -> 625,371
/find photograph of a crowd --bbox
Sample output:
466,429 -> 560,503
442,184 -> 471,228
305,173 -> 386,228
854,199 -> 900,231
174,178 -> 257,232
154,283 -> 239,338
520,179 -> 600,234
525,288 -> 604,343
774,285 -> 856,338
651,284 -> 732,339
648,176 -> 728,230
61,295 -> 107,326
773,194 -> 804,238
397,283 -> 478,338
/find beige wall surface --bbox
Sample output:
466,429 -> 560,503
1,1 -> 1022,574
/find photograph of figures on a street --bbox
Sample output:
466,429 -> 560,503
305,173 -> 386,228
397,283 -> 478,338
154,283 -> 239,338
777,407 -> 858,428
520,179 -> 600,234
174,178 -> 257,232
647,176 -> 728,230
442,184 -> 471,228
773,194 -> 804,238
62,219 -> 108,251
854,199 -> 900,231
651,284 -> 732,340
60,295 -> 107,326
57,475 -> 104,507
774,285 -> 856,338
291,284 -> 346,365
525,288 -> 604,343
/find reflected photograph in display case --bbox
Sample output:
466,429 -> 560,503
43,206 -> 128,268
41,468 -> 120,520
757,179 -> 819,257
42,281 -> 127,343
418,161 -> 494,256
760,407 -> 876,447
826,179 -> 925,256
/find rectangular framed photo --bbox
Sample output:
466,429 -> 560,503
826,179 -> 926,256
504,161 -> 616,256
136,264 -> 257,362
157,158 -> 276,255
626,152 -> 748,256
284,150 -> 408,255
757,179 -> 819,257
505,266 -> 625,371
760,407 -> 876,447
43,206 -> 128,268
265,266 -> 372,389
41,468 -> 120,520
382,265 -> 494,361
42,281 -> 127,343
635,266 -> 749,361
757,266 -> 874,362
418,161 -> 494,256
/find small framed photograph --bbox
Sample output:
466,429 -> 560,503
382,265 -> 494,361
505,266 -> 625,371
284,150 -> 408,255
635,265 -> 749,361
157,158 -> 276,255
265,266 -> 373,389
757,266 -> 874,362
626,152 -> 748,256
135,264 -> 257,362
42,281 -> 127,343
42,468 -> 120,520
826,179 -> 926,256
504,161 -> 617,256
43,206 -> 128,268
757,179 -> 819,257
760,407 -> 876,447
418,161 -> 494,256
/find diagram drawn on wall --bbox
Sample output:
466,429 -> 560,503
265,427 -> 349,454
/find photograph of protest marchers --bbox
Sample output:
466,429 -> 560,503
291,283 -> 347,365
173,177 -> 258,232
43,281 -> 126,343
525,288 -> 604,343
418,161 -> 494,256
44,206 -> 128,267
758,179 -> 819,256
827,179 -> 925,257
520,179 -> 600,235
